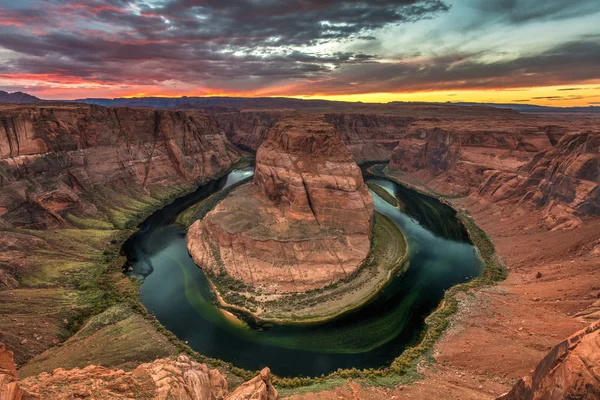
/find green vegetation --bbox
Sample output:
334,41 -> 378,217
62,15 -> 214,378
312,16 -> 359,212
64,214 -> 115,230
367,181 -> 401,208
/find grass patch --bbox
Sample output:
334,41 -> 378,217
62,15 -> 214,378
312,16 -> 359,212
64,214 -> 114,230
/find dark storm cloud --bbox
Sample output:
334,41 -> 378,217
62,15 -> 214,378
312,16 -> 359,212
0,0 -> 447,90
146,0 -> 450,47
0,0 -> 599,97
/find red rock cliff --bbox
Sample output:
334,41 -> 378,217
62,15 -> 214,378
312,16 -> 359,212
0,104 -> 241,228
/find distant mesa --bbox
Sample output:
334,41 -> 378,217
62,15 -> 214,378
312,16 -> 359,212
0,91 -> 41,104
187,115 -> 374,294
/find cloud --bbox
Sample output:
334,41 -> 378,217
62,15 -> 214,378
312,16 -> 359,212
0,0 -> 599,100
0,0 -> 449,94
471,0 -> 600,25
270,38 -> 600,95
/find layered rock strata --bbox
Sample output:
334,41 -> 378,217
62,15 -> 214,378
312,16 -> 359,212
477,131 -> 599,229
0,104 -> 241,228
388,123 -> 599,229
188,116 -> 374,293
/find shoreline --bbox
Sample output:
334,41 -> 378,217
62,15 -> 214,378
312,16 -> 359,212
202,211 -> 409,326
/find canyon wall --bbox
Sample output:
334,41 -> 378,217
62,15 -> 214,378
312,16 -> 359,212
212,111 -> 414,163
384,111 -> 599,229
477,131 -> 599,229
0,104 -> 241,228
188,116 -> 374,293
323,113 -> 414,162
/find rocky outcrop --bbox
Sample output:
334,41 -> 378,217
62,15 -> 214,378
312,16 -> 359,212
498,319 -> 600,400
228,368 -> 278,400
253,117 -> 373,232
0,104 -> 241,228
1,344 -> 278,400
390,128 -> 461,174
477,132 -> 599,229
188,116 -> 374,293
387,115 -> 599,228
0,344 -> 23,400
213,112 -> 286,151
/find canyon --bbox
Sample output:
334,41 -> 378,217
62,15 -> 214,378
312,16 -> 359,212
0,99 -> 599,399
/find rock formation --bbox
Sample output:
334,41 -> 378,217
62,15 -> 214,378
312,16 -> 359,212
213,111 -> 285,152
228,368 -> 278,400
188,116 -> 374,293
477,131 -> 599,229
390,128 -> 461,174
387,116 -> 599,229
0,104 -> 241,228
0,344 -> 23,400
498,320 -> 600,400
0,343 -> 278,399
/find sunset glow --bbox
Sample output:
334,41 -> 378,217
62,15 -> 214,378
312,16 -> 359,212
1,0 -> 599,106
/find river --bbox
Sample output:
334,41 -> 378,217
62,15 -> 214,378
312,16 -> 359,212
122,166 -> 482,377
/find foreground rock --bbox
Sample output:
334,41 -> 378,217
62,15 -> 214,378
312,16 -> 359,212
0,344 -> 23,400
188,116 -> 374,294
498,319 -> 600,400
0,343 -> 278,400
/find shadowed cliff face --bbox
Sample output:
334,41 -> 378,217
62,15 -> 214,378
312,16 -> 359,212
212,111 -> 415,163
0,104 -> 241,229
188,116 -> 374,293
323,113 -> 415,162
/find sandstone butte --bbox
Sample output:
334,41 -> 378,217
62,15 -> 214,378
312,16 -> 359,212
0,342 -> 278,400
187,115 -> 374,294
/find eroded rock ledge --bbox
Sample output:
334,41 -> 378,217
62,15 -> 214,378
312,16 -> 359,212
0,342 -> 278,400
188,115 -> 374,294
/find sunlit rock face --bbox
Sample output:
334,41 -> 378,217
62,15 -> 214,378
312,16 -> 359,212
1,347 -> 279,400
498,320 -> 600,400
188,115 -> 374,294
477,131 -> 600,230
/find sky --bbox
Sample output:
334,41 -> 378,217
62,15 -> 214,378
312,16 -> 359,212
0,0 -> 599,105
